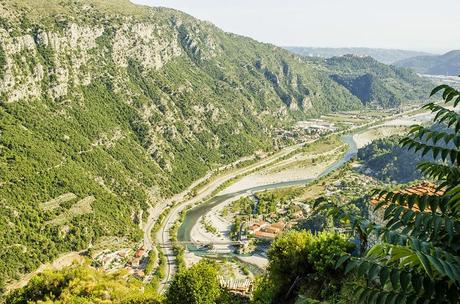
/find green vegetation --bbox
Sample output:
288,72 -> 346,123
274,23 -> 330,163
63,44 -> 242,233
165,260 -> 245,304
200,217 -> 219,235
169,208 -> 188,271
395,50 -> 460,76
150,245 -> 166,289
0,0 -> 433,289
5,264 -> 161,304
0,44 -> 6,80
315,83 -> 460,303
145,249 -> 157,275
222,197 -> 254,217
165,260 -> 221,304
285,47 -> 431,64
357,135 -> 427,182
323,55 -> 433,108
252,231 -> 354,303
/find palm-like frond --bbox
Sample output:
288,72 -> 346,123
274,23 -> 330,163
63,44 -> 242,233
314,83 -> 460,303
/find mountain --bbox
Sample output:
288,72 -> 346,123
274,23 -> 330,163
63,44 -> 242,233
306,55 -> 433,107
0,0 -> 431,285
285,47 -> 432,64
394,50 -> 460,76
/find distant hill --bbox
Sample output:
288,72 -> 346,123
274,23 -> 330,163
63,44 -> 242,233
357,135 -> 425,183
394,50 -> 460,76
285,47 -> 432,64
305,55 -> 433,108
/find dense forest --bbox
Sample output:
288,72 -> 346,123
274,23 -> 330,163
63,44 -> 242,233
357,135 -> 426,182
322,55 -> 433,108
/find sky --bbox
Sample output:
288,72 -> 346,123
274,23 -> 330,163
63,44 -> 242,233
131,0 -> 459,54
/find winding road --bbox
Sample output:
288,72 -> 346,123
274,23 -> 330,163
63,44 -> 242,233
145,106 -> 428,293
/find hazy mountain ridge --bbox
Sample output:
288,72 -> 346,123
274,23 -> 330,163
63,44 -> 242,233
285,46 -> 432,64
0,0 -> 432,285
394,50 -> 460,76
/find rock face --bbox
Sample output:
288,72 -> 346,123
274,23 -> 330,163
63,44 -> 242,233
0,0 -> 429,284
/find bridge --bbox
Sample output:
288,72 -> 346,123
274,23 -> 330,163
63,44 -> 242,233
160,240 -> 245,247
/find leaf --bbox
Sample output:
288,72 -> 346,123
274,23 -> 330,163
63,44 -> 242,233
416,252 -> 433,278
426,255 -> 445,277
380,266 -> 390,286
411,275 -> 422,294
345,259 -> 358,274
430,84 -> 450,97
369,263 -> 381,281
336,255 -> 349,269
400,271 -> 411,291
390,269 -> 400,290
358,261 -> 370,276
423,277 -> 434,298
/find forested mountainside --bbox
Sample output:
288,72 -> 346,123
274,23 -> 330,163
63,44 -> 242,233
357,135 -> 426,182
306,55 -> 433,107
394,50 -> 460,76
285,47 -> 432,64
0,0 -> 431,285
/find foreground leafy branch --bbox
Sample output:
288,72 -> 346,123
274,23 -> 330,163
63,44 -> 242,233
315,83 -> 460,303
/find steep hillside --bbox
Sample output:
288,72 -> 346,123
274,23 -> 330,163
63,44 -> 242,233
285,47 -> 432,64
357,135 -> 426,182
317,55 -> 433,107
0,0 -> 431,285
395,50 -> 460,76
0,0 -> 362,284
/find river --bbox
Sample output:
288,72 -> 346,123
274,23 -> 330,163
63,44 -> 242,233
177,134 -> 358,245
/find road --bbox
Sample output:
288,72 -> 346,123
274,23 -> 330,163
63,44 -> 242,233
147,106 -> 428,293
153,141 -> 308,292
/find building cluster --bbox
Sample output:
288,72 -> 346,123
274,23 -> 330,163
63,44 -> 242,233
295,119 -> 337,134
248,220 -> 286,240
93,245 -> 147,278
94,248 -> 132,271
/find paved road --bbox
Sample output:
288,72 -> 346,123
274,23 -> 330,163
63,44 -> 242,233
155,141 -> 308,293
151,106 -> 426,293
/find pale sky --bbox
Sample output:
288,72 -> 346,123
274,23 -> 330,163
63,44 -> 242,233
131,0 -> 460,54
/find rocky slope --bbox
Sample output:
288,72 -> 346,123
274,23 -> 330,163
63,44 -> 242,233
0,0 -> 431,285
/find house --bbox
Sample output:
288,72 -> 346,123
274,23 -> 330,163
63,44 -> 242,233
270,221 -> 285,231
132,257 -> 141,268
248,220 -> 268,234
254,231 -> 277,240
292,210 -> 303,219
370,182 -> 444,212
134,247 -> 145,258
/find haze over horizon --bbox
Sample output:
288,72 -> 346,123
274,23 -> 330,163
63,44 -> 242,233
132,0 -> 460,54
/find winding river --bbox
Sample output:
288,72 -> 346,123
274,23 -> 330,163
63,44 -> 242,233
177,134 -> 358,246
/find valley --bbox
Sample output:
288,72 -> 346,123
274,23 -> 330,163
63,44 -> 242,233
1,1 -> 459,303
3,105 -> 428,294
151,107 -> 431,293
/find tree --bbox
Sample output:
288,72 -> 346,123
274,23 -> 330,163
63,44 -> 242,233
315,83 -> 460,303
5,264 -> 160,304
165,260 -> 221,304
252,231 -> 354,303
